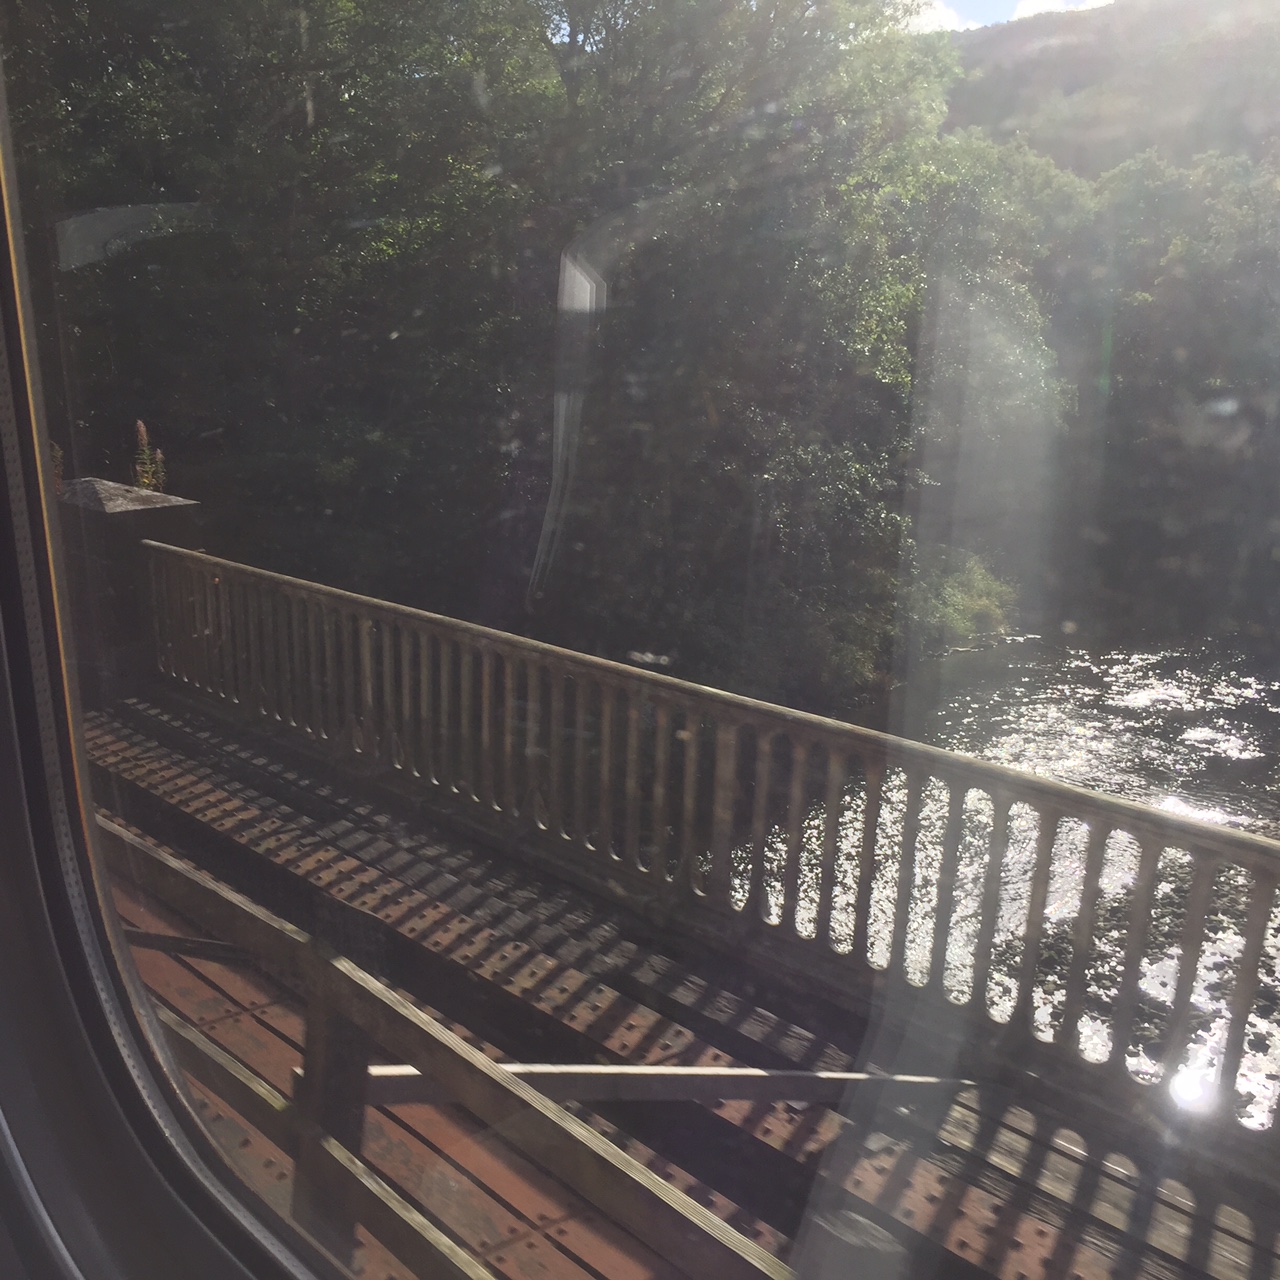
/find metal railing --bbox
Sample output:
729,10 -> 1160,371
144,540 -> 1280,1166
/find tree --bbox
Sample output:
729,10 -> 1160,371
6,0 -> 1123,713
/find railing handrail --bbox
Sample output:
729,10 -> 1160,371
142,536 -> 1280,1168
141,539 -> 1280,868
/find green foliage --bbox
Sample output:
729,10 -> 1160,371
947,2 -> 1280,646
905,550 -> 1016,653
132,420 -> 166,492
10,0 -> 1276,710
1085,149 -> 1280,638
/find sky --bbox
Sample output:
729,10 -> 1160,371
910,0 -> 1114,33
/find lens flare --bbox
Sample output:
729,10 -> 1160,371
1169,1066 -> 1215,1112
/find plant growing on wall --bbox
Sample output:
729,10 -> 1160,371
133,420 -> 166,493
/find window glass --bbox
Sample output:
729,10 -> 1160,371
8,0 -> 1280,1276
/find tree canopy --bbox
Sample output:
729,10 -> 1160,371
8,0 -> 1280,717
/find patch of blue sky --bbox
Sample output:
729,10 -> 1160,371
910,0 -> 1114,32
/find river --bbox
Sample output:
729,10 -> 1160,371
911,641 -> 1280,1124
734,642 -> 1280,1122
916,641 -> 1280,836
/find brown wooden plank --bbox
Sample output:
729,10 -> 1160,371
326,957 -> 788,1280
169,958 -> 679,1279
361,1108 -> 569,1264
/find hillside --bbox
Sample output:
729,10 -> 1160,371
948,0 -> 1280,175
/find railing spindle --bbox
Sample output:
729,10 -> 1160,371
281,592 -> 295,724
277,588 -> 293,721
526,659 -> 543,826
171,558 -> 186,680
458,644 -> 475,800
708,721 -> 739,907
301,596 -> 314,730
174,558 -> 187,680
783,740 -> 809,935
359,617 -> 377,757
1218,872 -> 1276,1106
224,575 -> 242,703
196,567 -> 210,687
259,586 -> 272,716
337,609 -> 356,750
218,572 -> 233,697
148,551 -> 165,676
168,557 -> 183,679
269,588 -> 284,720
502,655 -> 516,813
1105,838 -> 1163,1070
178,561 -> 190,678
398,626 -> 413,770
1014,810 -> 1063,1032
214,571 -> 227,694
271,590 -> 286,721
206,568 -> 220,692
208,568 -> 221,692
678,711 -> 702,894
295,595 -> 309,728
168,561 -> 182,680
624,693 -> 643,871
233,578 -> 247,703
158,556 -> 175,677
888,771 -> 926,979
418,630 -> 435,785
217,572 -> 231,696
548,668 -> 565,837
291,594 -> 306,728
573,678 -> 589,847
257,586 -> 272,716
598,684 -> 617,859
970,794 -> 1012,1013
178,561 -> 190,679
270,591 -> 284,721
263,585 -> 281,720
852,757 -> 884,964
813,748 -> 845,947
1056,822 -> 1110,1049
322,606 -> 340,748
437,635 -> 453,793
305,598 -> 322,735
175,562 -> 192,684
213,574 -> 230,699
746,732 -> 774,922
481,647 -> 496,808
651,703 -> 671,877
244,581 -> 261,714
190,565 -> 205,687
1160,856 -> 1219,1082
382,619 -> 397,768
927,783 -> 967,992
194,566 -> 210,690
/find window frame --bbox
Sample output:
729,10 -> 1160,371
0,49 -> 351,1280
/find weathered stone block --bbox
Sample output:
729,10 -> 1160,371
60,478 -> 200,705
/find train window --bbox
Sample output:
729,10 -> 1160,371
2,0 -> 1279,1277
